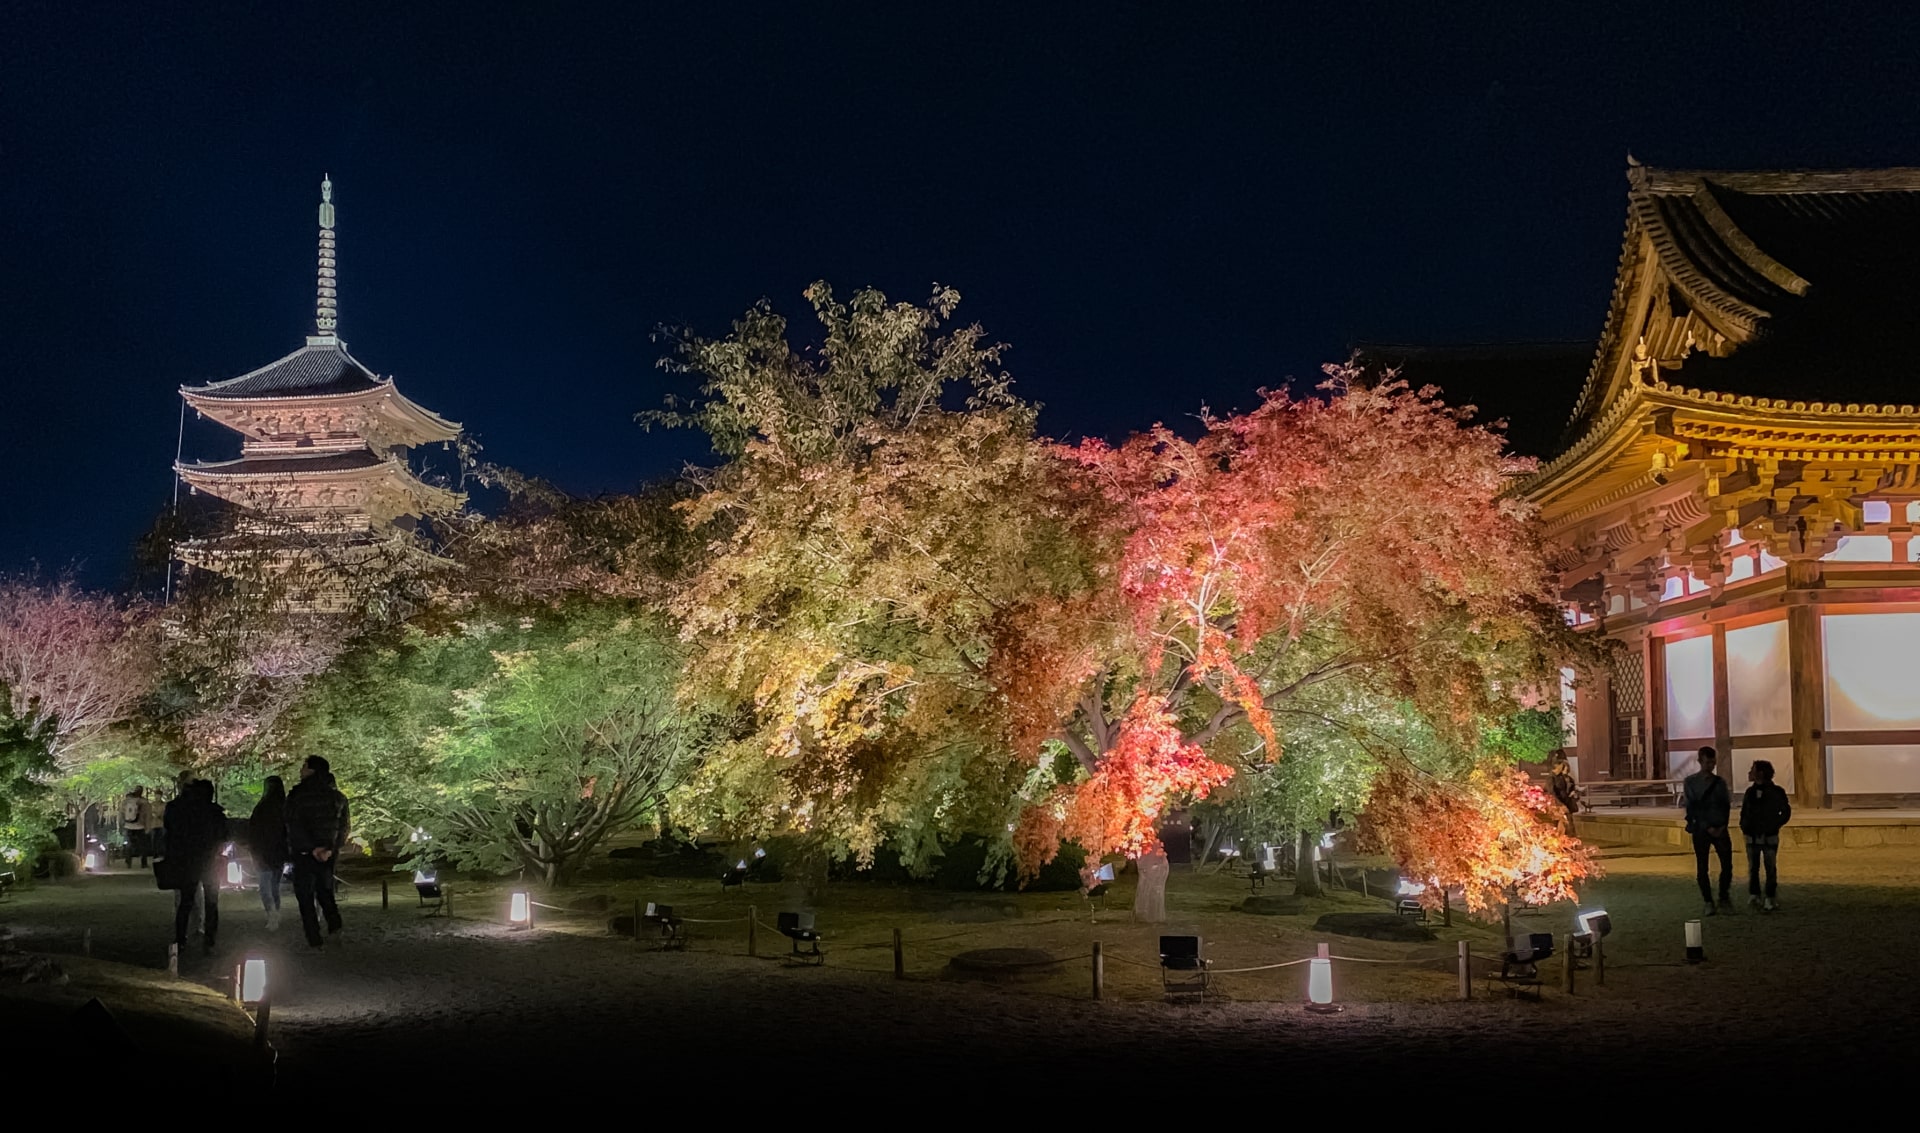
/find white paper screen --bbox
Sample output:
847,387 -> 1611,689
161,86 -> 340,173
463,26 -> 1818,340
1665,635 -> 1716,741
1829,746 -> 1920,794
1730,747 -> 1793,795
1725,620 -> 1790,736
1824,613 -> 1920,731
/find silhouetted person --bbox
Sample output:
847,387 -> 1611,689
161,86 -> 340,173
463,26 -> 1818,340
120,786 -> 155,869
286,756 -> 350,949
1739,758 -> 1793,912
164,780 -> 226,954
249,775 -> 290,930
1683,746 -> 1734,916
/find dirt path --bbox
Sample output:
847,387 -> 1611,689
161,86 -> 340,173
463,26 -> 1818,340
8,844 -> 1918,1091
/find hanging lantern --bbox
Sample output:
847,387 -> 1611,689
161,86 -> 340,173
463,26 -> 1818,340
1684,919 -> 1705,963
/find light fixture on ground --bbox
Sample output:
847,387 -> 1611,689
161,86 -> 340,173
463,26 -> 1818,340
225,860 -> 244,887
239,956 -> 267,1005
1573,909 -> 1611,959
509,890 -> 531,928
83,851 -> 100,872
1305,943 -> 1341,1014
1684,918 -> 1705,963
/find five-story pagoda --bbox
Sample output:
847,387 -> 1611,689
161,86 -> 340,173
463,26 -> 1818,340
174,178 -> 462,612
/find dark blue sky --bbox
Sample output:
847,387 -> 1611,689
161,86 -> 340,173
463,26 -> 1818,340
6,3 -> 1920,582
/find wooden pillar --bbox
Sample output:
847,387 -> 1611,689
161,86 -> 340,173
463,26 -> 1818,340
1645,633 -> 1667,779
1786,600 -> 1829,809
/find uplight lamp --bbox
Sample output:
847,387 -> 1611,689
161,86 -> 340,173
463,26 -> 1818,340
1684,918 -> 1705,963
509,891 -> 531,928
226,860 -> 243,886
240,957 -> 267,1005
83,851 -> 100,872
1305,957 -> 1340,1013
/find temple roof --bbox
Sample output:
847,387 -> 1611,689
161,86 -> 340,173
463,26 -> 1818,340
176,449 -> 386,477
182,341 -> 384,400
1565,164 -> 1920,438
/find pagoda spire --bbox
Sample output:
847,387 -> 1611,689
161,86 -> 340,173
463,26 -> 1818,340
314,175 -> 339,340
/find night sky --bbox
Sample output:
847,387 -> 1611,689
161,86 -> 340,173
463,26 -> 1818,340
6,4 -> 1920,583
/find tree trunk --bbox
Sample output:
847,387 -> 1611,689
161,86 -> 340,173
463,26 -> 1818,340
1133,849 -> 1169,922
1293,829 -> 1323,898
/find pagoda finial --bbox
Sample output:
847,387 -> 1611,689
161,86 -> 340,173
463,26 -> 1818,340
314,175 -> 339,338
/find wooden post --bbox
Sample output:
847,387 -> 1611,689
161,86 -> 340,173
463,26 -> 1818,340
747,905 -> 757,957
1091,941 -> 1104,1000
892,928 -> 904,979
1786,596 -> 1829,809
253,999 -> 271,1051
1562,933 -> 1576,994
1442,892 -> 1452,928
83,928 -> 91,956
1458,940 -> 1470,1000
381,879 -> 389,911
1360,871 -> 1370,899
633,898 -> 641,950
167,943 -> 178,976
1594,935 -> 1606,986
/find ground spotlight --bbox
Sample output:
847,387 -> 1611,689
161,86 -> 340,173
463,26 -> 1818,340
509,890 -> 531,928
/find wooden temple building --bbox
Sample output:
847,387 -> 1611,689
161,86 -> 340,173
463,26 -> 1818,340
1479,163 -> 1920,810
175,178 -> 462,611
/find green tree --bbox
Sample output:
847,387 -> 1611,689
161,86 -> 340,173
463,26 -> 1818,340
0,686 -> 56,869
646,282 -> 1087,870
287,606 -> 700,886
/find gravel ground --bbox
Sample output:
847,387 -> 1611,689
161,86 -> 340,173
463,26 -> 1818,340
8,843 -> 1918,1099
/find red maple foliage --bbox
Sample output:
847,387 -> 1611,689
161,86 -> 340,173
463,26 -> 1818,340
1358,762 -> 1598,915
1003,368 -> 1572,876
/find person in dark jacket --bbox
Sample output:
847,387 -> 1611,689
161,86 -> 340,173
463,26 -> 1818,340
249,776 -> 289,930
1682,746 -> 1735,916
163,780 -> 227,954
286,756 -> 350,949
1739,759 -> 1793,912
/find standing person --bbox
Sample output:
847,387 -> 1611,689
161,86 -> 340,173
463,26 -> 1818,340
163,780 -> 226,955
1682,746 -> 1735,916
249,776 -> 290,930
286,756 -> 350,950
120,787 -> 154,869
1739,759 -> 1793,912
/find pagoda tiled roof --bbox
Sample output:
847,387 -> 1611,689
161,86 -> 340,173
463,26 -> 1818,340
183,341 -> 384,400
1564,165 -> 1920,438
179,449 -> 388,477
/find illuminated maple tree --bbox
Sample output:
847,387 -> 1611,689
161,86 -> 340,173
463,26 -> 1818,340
1359,761 -> 1598,917
1003,366 -> 1578,909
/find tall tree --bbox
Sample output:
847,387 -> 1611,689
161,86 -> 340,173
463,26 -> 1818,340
651,283 -> 1087,869
1005,368 -> 1580,913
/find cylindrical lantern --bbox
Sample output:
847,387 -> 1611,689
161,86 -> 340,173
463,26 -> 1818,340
226,860 -> 243,886
509,891 -> 531,927
1305,957 -> 1341,1013
83,852 -> 100,872
1684,918 -> 1705,963
240,957 -> 267,1005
